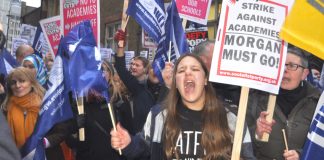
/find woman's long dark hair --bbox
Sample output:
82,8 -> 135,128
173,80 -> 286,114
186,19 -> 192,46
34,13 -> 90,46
163,54 -> 232,160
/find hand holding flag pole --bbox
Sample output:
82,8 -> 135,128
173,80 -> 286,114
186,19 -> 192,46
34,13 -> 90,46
107,103 -> 122,155
118,0 -> 130,48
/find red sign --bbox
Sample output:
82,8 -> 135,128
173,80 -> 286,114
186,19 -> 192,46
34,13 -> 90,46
40,16 -> 61,56
176,0 -> 212,25
60,0 -> 100,46
186,30 -> 208,52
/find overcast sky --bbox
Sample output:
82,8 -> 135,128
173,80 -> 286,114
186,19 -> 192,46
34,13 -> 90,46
22,0 -> 41,8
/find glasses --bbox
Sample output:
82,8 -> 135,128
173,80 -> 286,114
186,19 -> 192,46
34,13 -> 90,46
285,63 -> 305,71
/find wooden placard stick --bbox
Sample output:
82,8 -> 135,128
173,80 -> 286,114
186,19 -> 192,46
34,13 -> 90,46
107,103 -> 122,155
76,96 -> 85,141
182,19 -> 187,30
282,129 -> 289,151
118,0 -> 129,48
231,86 -> 250,160
259,94 -> 277,142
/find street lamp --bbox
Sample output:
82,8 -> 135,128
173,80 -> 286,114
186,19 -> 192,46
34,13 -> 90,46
5,0 -> 13,49
5,0 -> 21,49
6,14 -> 14,48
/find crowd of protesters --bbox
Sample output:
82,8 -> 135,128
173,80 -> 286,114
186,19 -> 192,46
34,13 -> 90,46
0,22 -> 323,160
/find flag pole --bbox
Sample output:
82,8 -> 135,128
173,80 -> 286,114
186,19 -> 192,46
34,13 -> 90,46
182,19 -> 187,30
168,41 -> 172,62
75,96 -> 85,141
119,0 -> 129,48
282,129 -> 289,151
108,103 -> 122,155
168,1 -> 175,62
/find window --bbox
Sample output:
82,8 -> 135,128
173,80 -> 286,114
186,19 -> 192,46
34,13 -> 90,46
207,0 -> 221,39
105,22 -> 126,51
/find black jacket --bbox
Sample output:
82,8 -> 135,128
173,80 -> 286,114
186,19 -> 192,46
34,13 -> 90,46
114,56 -> 155,133
67,100 -> 124,160
0,111 -> 20,160
246,82 -> 321,159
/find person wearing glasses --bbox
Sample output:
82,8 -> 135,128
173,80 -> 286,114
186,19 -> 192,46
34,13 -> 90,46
246,46 -> 321,160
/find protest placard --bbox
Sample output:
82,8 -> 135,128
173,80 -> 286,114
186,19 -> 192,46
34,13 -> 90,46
40,16 -> 61,56
210,0 -> 293,94
11,38 -> 28,58
125,51 -> 135,69
209,1 -> 294,159
33,32 -> 50,58
185,21 -> 208,52
142,30 -> 157,49
100,48 -> 114,62
19,24 -> 37,45
175,0 -> 212,25
140,50 -> 148,59
60,0 -> 100,46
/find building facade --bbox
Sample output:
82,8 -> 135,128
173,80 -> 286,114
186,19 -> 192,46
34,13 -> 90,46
20,0 -> 222,56
1,0 -> 22,50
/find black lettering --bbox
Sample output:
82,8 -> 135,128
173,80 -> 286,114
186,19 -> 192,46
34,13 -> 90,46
246,37 -> 255,48
256,39 -> 264,50
223,49 -> 257,63
223,49 -> 233,60
260,54 -> 277,67
225,35 -> 235,45
236,36 -> 245,46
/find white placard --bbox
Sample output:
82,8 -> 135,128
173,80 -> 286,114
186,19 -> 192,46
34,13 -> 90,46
100,48 -> 114,62
209,0 -> 294,94
125,51 -> 135,70
19,24 -> 37,45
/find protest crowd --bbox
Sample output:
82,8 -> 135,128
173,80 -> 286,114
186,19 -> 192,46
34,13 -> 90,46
0,0 -> 323,160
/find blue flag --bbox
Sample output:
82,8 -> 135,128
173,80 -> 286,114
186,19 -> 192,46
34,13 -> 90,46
301,92 -> 324,160
32,26 -> 44,58
62,20 -> 109,100
0,49 -> 18,76
21,39 -> 73,160
127,0 -> 165,44
152,1 -> 189,82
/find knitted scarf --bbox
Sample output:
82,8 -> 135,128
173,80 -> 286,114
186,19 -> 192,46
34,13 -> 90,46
277,82 -> 307,118
7,92 -> 42,148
